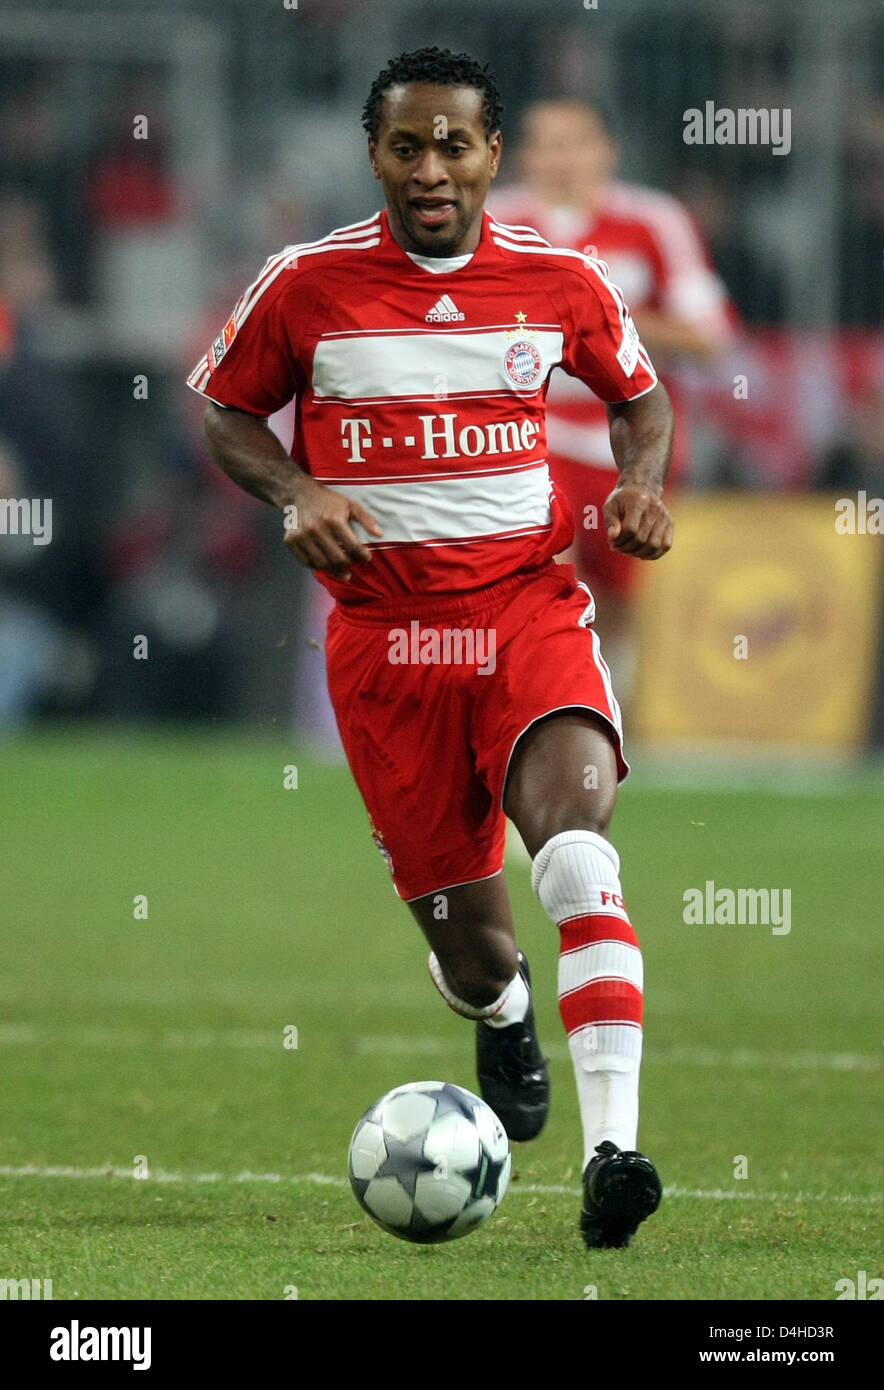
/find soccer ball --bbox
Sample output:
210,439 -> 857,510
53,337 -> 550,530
348,1080 -> 511,1244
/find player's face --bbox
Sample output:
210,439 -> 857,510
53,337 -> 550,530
518,103 -> 616,207
369,84 -> 502,256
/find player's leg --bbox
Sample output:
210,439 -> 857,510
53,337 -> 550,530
503,708 -> 618,855
323,595 -> 549,1142
504,709 -> 661,1247
407,874 -> 550,1141
407,872 -> 517,1007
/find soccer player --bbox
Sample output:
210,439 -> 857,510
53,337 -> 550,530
490,100 -> 733,695
189,48 -> 674,1249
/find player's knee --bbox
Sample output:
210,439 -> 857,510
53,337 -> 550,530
519,808 -> 613,862
442,958 -> 516,1009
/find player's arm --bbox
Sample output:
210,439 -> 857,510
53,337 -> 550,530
629,309 -> 722,359
603,382 -> 675,560
559,260 -> 677,561
202,402 -> 382,582
636,195 -> 736,360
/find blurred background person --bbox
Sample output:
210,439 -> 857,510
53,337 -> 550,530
489,99 -> 737,704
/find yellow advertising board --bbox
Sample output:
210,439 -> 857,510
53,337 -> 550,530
632,494 -> 882,747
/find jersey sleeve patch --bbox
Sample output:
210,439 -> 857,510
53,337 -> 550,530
209,313 -> 238,373
615,315 -> 640,378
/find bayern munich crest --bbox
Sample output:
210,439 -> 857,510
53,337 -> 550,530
504,339 -> 543,387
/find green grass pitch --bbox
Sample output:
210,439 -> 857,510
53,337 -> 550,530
1,728 -> 880,1300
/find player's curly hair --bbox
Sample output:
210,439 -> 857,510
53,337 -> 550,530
361,46 -> 503,142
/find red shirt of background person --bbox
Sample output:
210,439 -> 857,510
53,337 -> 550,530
489,100 -> 735,639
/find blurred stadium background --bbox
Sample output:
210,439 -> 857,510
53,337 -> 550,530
0,0 -> 881,753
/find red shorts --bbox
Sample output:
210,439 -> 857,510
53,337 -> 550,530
324,562 -> 628,902
549,455 -> 643,598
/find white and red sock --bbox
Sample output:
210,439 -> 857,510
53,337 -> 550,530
531,829 -> 644,1168
428,951 -> 530,1029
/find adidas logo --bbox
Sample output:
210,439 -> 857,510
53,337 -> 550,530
426,294 -> 465,323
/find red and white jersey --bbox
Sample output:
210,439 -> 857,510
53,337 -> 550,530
488,181 -> 733,471
188,207 -> 656,604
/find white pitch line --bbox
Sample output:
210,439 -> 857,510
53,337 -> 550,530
0,1024 -> 282,1050
0,1164 -> 349,1186
660,1186 -> 882,1206
351,1037 -> 881,1073
0,1165 -> 879,1205
0,1023 -> 878,1074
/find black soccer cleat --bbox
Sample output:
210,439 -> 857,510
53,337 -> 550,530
476,951 -> 550,1142
580,1140 -> 662,1249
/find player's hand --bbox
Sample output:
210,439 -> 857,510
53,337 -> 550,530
282,475 -> 383,581
603,482 -> 673,560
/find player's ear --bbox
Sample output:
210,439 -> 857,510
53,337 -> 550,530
489,130 -> 503,177
367,137 -> 381,179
